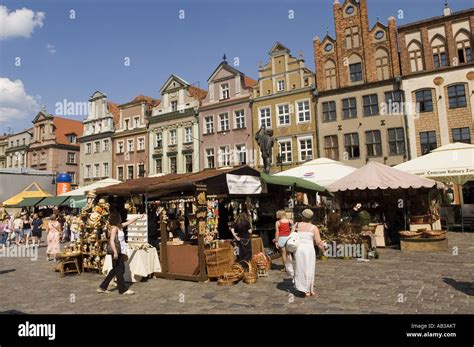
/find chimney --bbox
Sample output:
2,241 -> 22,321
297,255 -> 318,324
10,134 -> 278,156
443,1 -> 452,16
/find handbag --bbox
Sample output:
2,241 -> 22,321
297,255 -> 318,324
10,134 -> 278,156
285,223 -> 300,253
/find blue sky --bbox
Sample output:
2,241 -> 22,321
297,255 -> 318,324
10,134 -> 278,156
1,0 -> 472,133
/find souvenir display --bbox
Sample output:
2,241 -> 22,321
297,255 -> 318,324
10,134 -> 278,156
126,214 -> 148,247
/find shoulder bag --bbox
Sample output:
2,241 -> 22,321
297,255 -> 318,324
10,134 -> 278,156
285,223 -> 300,253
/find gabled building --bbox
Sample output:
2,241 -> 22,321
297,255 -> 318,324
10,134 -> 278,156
27,110 -> 83,187
251,42 -> 316,172
148,75 -> 207,175
113,95 -> 159,181
79,91 -> 119,186
313,0 -> 405,167
199,57 -> 256,169
398,4 -> 474,158
5,129 -> 32,169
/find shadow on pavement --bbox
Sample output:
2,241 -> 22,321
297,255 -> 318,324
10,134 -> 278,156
0,310 -> 25,314
0,269 -> 16,275
276,278 -> 306,298
442,277 -> 474,296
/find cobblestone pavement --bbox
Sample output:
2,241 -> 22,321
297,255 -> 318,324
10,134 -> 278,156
0,232 -> 473,314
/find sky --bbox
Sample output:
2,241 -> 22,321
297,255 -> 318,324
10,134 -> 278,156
1,0 -> 472,133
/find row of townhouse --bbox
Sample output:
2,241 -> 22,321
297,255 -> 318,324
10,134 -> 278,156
3,0 -> 472,187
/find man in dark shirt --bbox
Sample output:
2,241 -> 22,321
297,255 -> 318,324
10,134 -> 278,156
147,203 -> 159,249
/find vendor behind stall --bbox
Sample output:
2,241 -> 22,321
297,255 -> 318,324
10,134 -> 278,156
147,202 -> 159,249
230,206 -> 253,261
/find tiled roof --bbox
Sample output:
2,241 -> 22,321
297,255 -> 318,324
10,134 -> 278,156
52,116 -> 83,145
188,85 -> 208,100
244,76 -> 257,89
107,102 -> 120,126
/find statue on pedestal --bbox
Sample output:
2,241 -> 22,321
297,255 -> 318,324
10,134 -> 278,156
255,126 -> 274,174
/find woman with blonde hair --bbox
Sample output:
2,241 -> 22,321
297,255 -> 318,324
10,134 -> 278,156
274,210 -> 293,275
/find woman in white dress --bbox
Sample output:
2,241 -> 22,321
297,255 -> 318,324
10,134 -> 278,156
293,209 -> 325,297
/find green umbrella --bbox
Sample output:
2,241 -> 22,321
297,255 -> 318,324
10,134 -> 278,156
260,172 -> 333,197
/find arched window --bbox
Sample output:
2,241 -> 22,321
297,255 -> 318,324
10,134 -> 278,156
431,36 -> 447,68
408,40 -> 424,72
455,31 -> 471,64
375,48 -> 390,80
348,54 -> 363,83
324,60 -> 337,90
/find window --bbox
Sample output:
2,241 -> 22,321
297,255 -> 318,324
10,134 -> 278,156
388,128 -> 406,155
366,130 -> 382,157
103,139 -> 110,152
184,127 -> 192,143
103,162 -> 109,177
127,139 -> 134,152
452,127 -> 471,144
185,154 -> 193,173
219,146 -> 231,167
277,104 -> 290,126
155,158 -> 162,174
342,98 -> 357,119
322,101 -> 336,122
86,143 -> 92,154
127,165 -> 134,180
221,84 -> 230,100
324,60 -> 337,90
456,31 -> 471,64
345,26 -> 360,49
235,110 -> 245,129
408,41 -> 424,72
68,172 -> 76,185
156,133 -> 162,148
94,141 -> 100,153
67,152 -> 76,164
375,49 -> 390,80
298,138 -> 313,161
124,119 -> 129,130
416,89 -> 433,112
171,101 -> 178,112
384,91 -> 403,115
297,100 -> 310,123
68,134 -> 77,143
205,116 -> 214,134
363,94 -> 379,116
137,137 -> 145,151
117,166 -> 124,181
133,117 -> 140,128
344,133 -> 360,159
169,129 -> 177,145
324,135 -> 339,160
94,164 -> 100,178
22,138 -> 25,145
448,85 -> 467,109
219,113 -> 229,132
349,62 -> 363,82
277,80 -> 285,92
432,37 -> 447,68
278,140 -> 292,163
206,148 -> 215,169
259,108 -> 271,128
32,153 -> 38,165
138,163 -> 145,177
420,131 -> 437,154
86,165 -> 91,179
117,141 -> 124,154
170,157 -> 177,174
235,144 -> 246,165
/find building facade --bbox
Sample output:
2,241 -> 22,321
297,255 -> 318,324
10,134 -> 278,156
313,0 -> 406,168
5,129 -> 32,169
113,95 -> 159,181
251,42 -> 316,172
27,110 -> 83,187
0,135 -> 9,169
398,5 -> 474,158
79,91 -> 118,186
148,75 -> 207,175
199,58 -> 256,169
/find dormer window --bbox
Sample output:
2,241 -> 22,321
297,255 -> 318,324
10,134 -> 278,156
277,80 -> 285,92
171,101 -> 178,112
68,134 -> 77,144
221,83 -> 230,100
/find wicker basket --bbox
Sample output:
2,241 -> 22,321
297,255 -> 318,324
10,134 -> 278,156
242,260 -> 258,284
422,230 -> 447,240
217,263 -> 244,286
205,244 -> 234,278
399,230 -> 423,239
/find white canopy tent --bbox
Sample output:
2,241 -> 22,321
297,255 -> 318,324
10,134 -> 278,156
60,178 -> 121,196
275,158 -> 356,187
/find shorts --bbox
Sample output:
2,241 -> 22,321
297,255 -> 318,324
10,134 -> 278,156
23,229 -> 32,237
278,236 -> 289,248
32,229 -> 42,238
